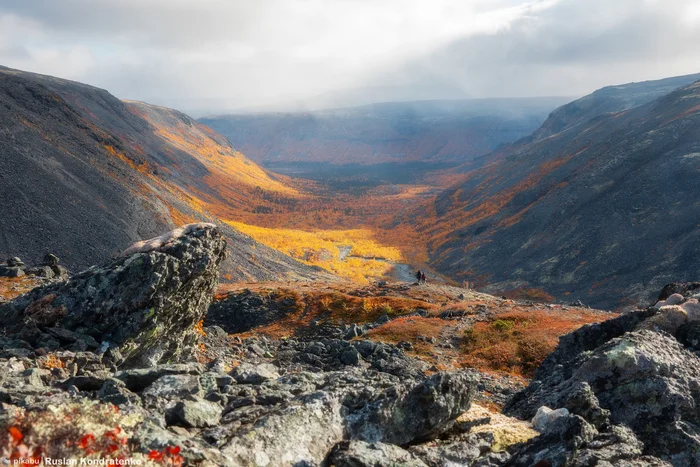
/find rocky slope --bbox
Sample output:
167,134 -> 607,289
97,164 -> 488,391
418,74 -> 700,310
199,98 -> 568,171
1,224 -> 699,466
0,225 -> 491,466
0,66 -> 325,282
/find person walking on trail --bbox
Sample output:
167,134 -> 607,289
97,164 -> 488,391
415,269 -> 423,284
421,271 -> 427,284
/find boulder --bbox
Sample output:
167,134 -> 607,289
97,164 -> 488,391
0,265 -> 24,278
328,441 -> 428,467
171,399 -> 222,428
231,362 -> 279,384
221,369 -> 476,466
7,257 -> 24,267
206,289 -> 299,334
506,323 -> 700,465
0,223 -> 226,368
43,254 -> 60,267
345,372 -> 477,446
532,406 -> 570,434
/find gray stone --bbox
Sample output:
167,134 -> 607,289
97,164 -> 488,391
0,266 -> 24,278
329,441 -> 428,467
115,363 -> 204,391
340,348 -> 361,366
410,432 -> 495,466
98,378 -> 140,406
231,362 -> 279,384
142,374 -> 202,399
171,399 -> 222,428
532,406 -> 571,434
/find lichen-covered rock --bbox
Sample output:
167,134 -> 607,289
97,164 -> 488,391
0,223 -> 226,368
231,362 -> 279,384
532,406 -> 570,434
221,369 -> 476,466
345,372 -> 477,446
506,326 -> 700,465
410,432 -> 498,467
171,399 -> 222,428
328,441 -> 428,467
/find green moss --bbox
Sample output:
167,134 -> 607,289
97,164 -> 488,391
492,319 -> 515,332
144,307 -> 156,320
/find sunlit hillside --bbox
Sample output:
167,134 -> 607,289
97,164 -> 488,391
227,221 -> 404,283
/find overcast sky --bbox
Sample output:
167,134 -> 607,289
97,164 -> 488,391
1,0 -> 699,115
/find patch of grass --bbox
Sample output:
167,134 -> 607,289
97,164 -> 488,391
461,310 -> 609,377
0,276 -> 40,301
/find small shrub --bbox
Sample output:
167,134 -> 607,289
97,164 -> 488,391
492,319 -> 515,332
361,299 -> 376,314
319,296 -> 333,311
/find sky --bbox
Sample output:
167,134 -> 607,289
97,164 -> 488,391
0,0 -> 699,115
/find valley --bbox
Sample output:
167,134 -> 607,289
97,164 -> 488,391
2,64 -> 700,465
4,66 -> 700,306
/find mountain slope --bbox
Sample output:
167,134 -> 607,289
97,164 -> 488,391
199,97 -> 569,171
0,66 -> 325,281
416,76 -> 700,309
531,72 -> 700,140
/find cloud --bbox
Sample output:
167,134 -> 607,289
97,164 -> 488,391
362,0 -> 700,99
0,0 -> 698,114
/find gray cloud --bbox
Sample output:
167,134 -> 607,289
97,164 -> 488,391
0,0 -> 698,115
364,0 -> 700,100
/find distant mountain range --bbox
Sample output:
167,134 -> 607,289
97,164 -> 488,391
199,97 -> 571,170
414,72 -> 700,309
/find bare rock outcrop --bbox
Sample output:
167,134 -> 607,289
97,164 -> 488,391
0,223 -> 226,368
504,298 -> 700,466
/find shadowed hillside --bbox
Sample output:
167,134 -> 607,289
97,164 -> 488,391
413,75 -> 700,309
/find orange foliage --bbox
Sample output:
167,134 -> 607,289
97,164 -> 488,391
0,277 -> 40,301
103,145 -> 152,174
424,156 -> 574,250
38,353 -> 66,370
223,284 -> 441,340
460,310 -> 611,377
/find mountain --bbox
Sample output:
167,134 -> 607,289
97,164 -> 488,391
530,72 -> 700,140
198,97 -> 570,175
416,74 -> 700,310
0,66 -> 325,281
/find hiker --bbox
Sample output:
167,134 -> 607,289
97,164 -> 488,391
421,271 -> 427,284
415,269 -> 423,284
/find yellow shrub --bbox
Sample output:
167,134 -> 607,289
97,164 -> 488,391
226,221 -> 404,283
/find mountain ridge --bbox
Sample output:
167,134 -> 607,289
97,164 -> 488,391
416,75 -> 700,309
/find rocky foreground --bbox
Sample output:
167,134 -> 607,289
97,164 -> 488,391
0,225 -> 698,466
